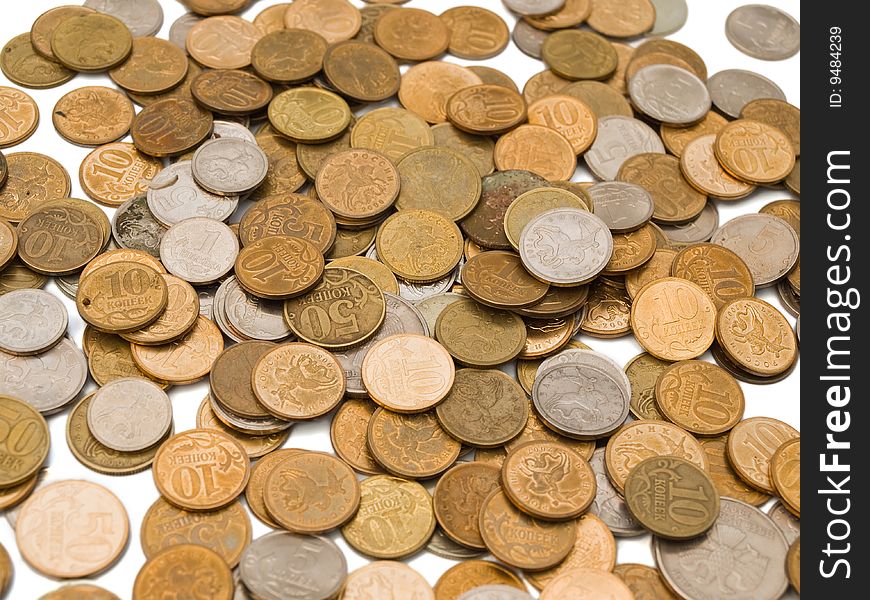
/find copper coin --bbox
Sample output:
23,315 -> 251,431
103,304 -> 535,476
355,5 -> 398,44
84,330 -> 167,388
16,480 -> 128,578
631,277 -> 716,361
41,585 -> 119,600
16,202 -> 102,276
395,147 -> 481,222
187,16 -> 261,69
131,315 -> 224,383
76,262 -> 167,333
134,545 -> 233,600
345,561 -> 435,600
0,261 -> 47,296
269,87 -> 352,143
50,12 -> 132,72
503,187 -> 587,251
243,448 -> 302,528
239,194 -> 337,253
671,243 -> 754,309
0,395 -> 49,487
462,251 -> 548,309
788,537 -> 801,593
186,0 -> 250,16
447,85 -> 527,136
190,69 -> 273,116
655,360 -> 744,435
264,450 -> 360,533
588,0 -> 655,36
522,70 -> 569,105
625,248 -> 676,300
235,236 -> 324,300
542,571 -> 633,600
715,297 -> 798,377
760,199 -> 800,240
617,153 -> 707,225
436,297 -> 527,367
52,86 -> 134,146
197,397 -> 289,459
561,81 -> 633,119
368,407 -> 460,478
80,247 -> 165,280
431,123 -> 495,177
727,417 -> 799,494
374,7 -> 449,61
494,124 -> 577,181
0,219 -> 17,272
527,95 -> 597,155
120,274 -> 199,345
436,561 -> 524,599
680,134 -> 755,200
661,110 -> 728,157
698,435 -> 770,506
80,142 -> 163,207
0,152 -> 70,223
30,5 -> 96,60
324,40 -> 400,103
613,564 -> 678,599
441,6 -> 508,59
330,398 -> 384,475
127,59 -> 202,107
714,119 -> 795,184
579,277 -> 632,337
479,489 -> 575,571
433,462 -> 501,550
351,106 -> 434,161
771,438 -> 800,515
1,33 -> 74,89
741,98 -> 801,155
376,209 -> 463,283
400,62 -> 483,125
109,37 -> 187,95
132,98 -> 213,157
525,0 -> 592,30
284,0 -> 362,44
316,149 -> 399,219
252,28 -> 327,84
542,30 -> 617,81
251,125 -> 306,199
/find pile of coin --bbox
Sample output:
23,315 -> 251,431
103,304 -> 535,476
0,0 -> 801,598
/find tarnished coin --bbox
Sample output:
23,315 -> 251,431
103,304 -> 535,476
324,40 -> 400,103
189,69 -> 273,116
269,87 -> 351,143
317,149 -> 399,219
342,475 -> 435,559
0,261 -> 48,296
330,399 -> 383,475
351,107 -> 434,162
540,568 -> 634,600
727,416 -> 799,494
31,5 -> 96,59
0,152 -> 71,223
604,224 -> 657,275
132,98 -> 213,157
661,111 -> 728,157
251,28 -> 327,85
241,532 -> 347,600
504,188 -> 588,252
374,7 -> 448,61
479,489 -> 575,571
710,214 -> 798,287
461,251 -> 548,309
441,6 -> 509,60
462,170 -> 549,250
52,86 -> 134,146
586,116 -> 664,181
431,123 -> 495,178
629,64 -> 711,125
523,70 -> 571,106
209,342 -> 274,421
153,429 -> 250,511
726,5 -> 800,60
618,152 -> 706,226
707,69 -> 786,119
50,12 -> 132,72
433,463 -> 501,550
436,298 -> 527,366
80,142 -> 162,207
655,497 -> 789,600
579,277 -> 631,337
0,290 -> 66,355
88,378 -> 171,451
396,147 -> 481,221
235,236 -> 324,300
625,249 -> 676,300
147,162 -> 237,226
656,360 -> 744,435
368,408 -> 460,478
715,119 -> 795,184
376,210 -> 463,283
494,124 -> 577,182
562,80 -> 633,119
0,395 -> 49,487
169,12 -> 203,49
446,85 -> 527,136
699,435 -> 770,506
588,182 -> 654,233
680,134 -> 755,200
186,15 -> 261,69
134,544 -> 233,600
131,315 -> 223,384
771,437 -> 800,515
160,218 -> 238,284
109,37 -> 187,95
588,447 -> 643,535
0,34 -> 75,89
84,329 -> 164,388
613,564 -> 678,599
542,30 -> 617,81
18,199 -> 105,276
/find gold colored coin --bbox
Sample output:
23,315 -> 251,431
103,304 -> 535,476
446,84 -> 527,136
527,95 -> 597,155
436,297 -> 527,367
186,16 -> 262,70
462,251 -> 549,309
740,98 -> 801,155
373,7 -> 449,61
0,395 -> 49,487
195,397 -> 288,459
625,249 -> 677,300
1,34 -> 75,89
504,187 -> 588,251
542,29 -> 618,80
680,134 -> 755,200
50,13 -> 133,72
53,87 -> 134,147
330,398 -> 384,475
518,316 -> 576,359
698,435 -> 770,506
0,219 -> 18,271
431,122 -> 495,177
0,470 -> 38,511
562,80 -> 633,118
505,398 -> 595,459
771,437 -> 800,515
109,37 -> 189,95
131,315 -> 224,384
0,87 -> 39,148
0,152 -> 71,223
329,256 -> 399,294
788,538 -> 800,593
133,544 -> 233,600
399,61 -> 483,124
368,408 -> 461,479
580,277 -> 631,338
239,193 -> 337,254
77,262 -> 168,333
326,227 -> 377,260
244,448 -> 302,528
661,111 -> 728,157
624,352 -> 669,421
617,153 -> 707,225
121,275 -> 200,345
671,243 -> 755,309
434,560 -> 525,600
317,149 -> 399,219
30,5 -> 96,60
351,106 -> 434,162
235,236 -> 325,300
655,360 -> 745,436
604,225 -> 657,275
714,119 -> 795,184
81,248 -> 166,281
395,146 -> 481,221
441,6 -> 509,60
269,88 -> 351,143
726,417 -> 799,494
0,261 -> 47,296
84,329 -> 168,388
251,124 -> 307,200
715,297 -> 797,377
376,210 -> 463,283
494,124 -> 577,181
284,0 -> 362,44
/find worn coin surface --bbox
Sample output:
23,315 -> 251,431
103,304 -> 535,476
134,544 -> 233,600
613,564 -> 678,599
109,37 -> 187,95
726,5 -> 801,60
132,315 -> 224,383
727,416 -> 799,493
77,262 -> 167,333
618,153 -> 707,225
0,219 -> 16,271
351,106 -> 434,161
83,0 -> 163,37
504,188 -> 588,252
542,30 -> 617,81
0,289 -> 67,355
540,568 -> 634,600
462,170 -> 549,250
1,34 -> 75,89
235,236 -> 323,300
269,87 -> 351,144
377,210 -> 463,283
197,398 -> 288,459
462,251 -> 548,309
284,0 -> 361,43
88,378 -> 172,452
374,7 -> 448,61
0,152 -> 71,222
53,86 -> 134,146
251,28 -> 327,84
132,98 -> 213,157
446,85 -> 527,136
494,124 -> 576,182
345,561 -> 434,600
317,149 -> 399,219
160,218 -> 238,284
396,147 -> 481,220
324,40 -> 400,103
31,5 -> 96,59
330,399 -> 383,475
586,116 -> 665,181
432,463 -> 501,550
191,69 -> 273,115
436,298 -> 527,367
368,408 -> 460,478
431,123 -> 495,178
191,139 -> 267,196
121,275 -> 199,345
699,435 -> 770,506
186,15 -> 261,69
715,119 -> 795,184
50,12 -> 132,72
707,69 -> 786,118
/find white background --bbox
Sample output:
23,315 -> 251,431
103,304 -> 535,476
0,1 -> 800,598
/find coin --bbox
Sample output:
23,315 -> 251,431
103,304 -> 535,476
726,5 -> 800,60
542,30 -> 617,80
562,80 -> 633,119
269,87 -> 351,143
198,396 -> 289,458
522,69 -> 569,105
586,116 -> 665,181
699,435 -> 770,506
716,296 -> 798,378
316,149 -> 398,220
435,297 -> 526,366
0,289 -> 66,355
88,377 -> 171,452
631,277 -> 716,361
148,163 -> 237,226
431,124 -> 495,179
613,564 -> 678,599
31,5 -> 96,59
281,0 -> 360,43
153,429 -> 250,511
160,218 -> 238,284
715,119 -> 795,185
352,106 -> 434,161
368,407 -> 460,478
624,249 -> 675,301
215,280 -> 289,342
373,7 -> 448,61
134,544 -> 233,600
186,15 -> 261,69
526,513 -> 617,590
235,236 -> 324,301
670,243 -> 754,310
376,210 -> 463,283
440,6 -> 508,59
50,12 -> 132,72
540,568 -> 634,600
0,152 -> 71,222
605,420 -> 708,493
430,463 -> 502,552
656,359 -> 744,436
108,37 -> 187,96
526,95 -> 597,156
330,399 -> 383,475
494,124 -> 577,182
457,586 -> 532,600
588,182 -> 653,234
240,448 -> 297,528
132,98 -> 213,157
251,29 -> 326,84
618,155 -> 705,226
324,40 -> 400,103
344,561 -> 434,600
141,497 -> 251,569
479,489 -> 575,571
740,98 -> 800,156
655,497 -> 789,600
461,251 -> 548,309
17,480 -> 128,578
524,0 -> 591,29
111,196 -> 163,257
767,502 -> 799,546
437,563 -> 525,599
0,34 -> 75,89
76,261 -> 167,333
396,147 -> 481,221
623,353 -> 667,420
579,277 -> 631,337
132,315 -> 224,384
51,86 -> 132,146
189,69 -> 273,116
588,447 -> 643,535
83,0 -> 163,36
0,395 -> 49,487
81,142 -> 162,207
462,170 -> 549,250
512,20 -> 548,59
771,437 -> 800,515
169,12 -> 204,49
0,261 -> 48,296
707,69 -> 786,119
446,85 -> 527,136
121,275 -> 199,345
342,474 -> 435,559
787,537 -> 801,593
661,111 -> 728,158
785,157 -> 800,195
85,329 -> 166,387
727,416 -> 799,494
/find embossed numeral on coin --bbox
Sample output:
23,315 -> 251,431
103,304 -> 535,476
301,303 -> 359,338
0,405 -> 41,455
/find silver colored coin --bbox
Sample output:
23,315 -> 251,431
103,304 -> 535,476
519,208 -> 613,286
222,276 -> 292,342
414,292 -> 467,335
726,5 -> 800,61
0,289 -> 68,355
212,277 -> 246,343
796,315 -> 800,342
169,12 -> 204,52
768,500 -> 800,545
240,531 -> 347,600
777,279 -> 800,317
710,214 -> 798,287
457,585 -> 534,600
707,69 -> 787,118
537,349 -> 631,399
56,275 -> 79,300
629,64 -> 711,126
588,448 -> 643,536
160,217 -> 239,284
87,377 -> 172,452
197,284 -> 219,320
193,138 -> 268,196
503,0 -> 566,16
512,20 -> 548,59
659,202 -> 719,245
649,0 -> 688,36
587,182 -> 655,233
333,293 -> 429,396
585,116 -> 665,181
0,338 -> 87,414
212,120 -> 258,144
366,245 -> 459,301
533,362 -> 629,440
208,393 -> 292,436
426,527 -> 487,560
84,0 -> 163,37
112,195 -> 165,259
655,497 -> 789,600
147,162 -> 239,227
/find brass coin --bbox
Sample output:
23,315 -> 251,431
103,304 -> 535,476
196,397 -> 288,459
374,7 -> 449,61
502,441 -> 596,521
630,277 -> 716,361
613,564 -> 678,599
0,395 -> 49,487
771,437 -> 800,515
239,193 -> 337,254
715,297 -> 797,377
604,225 -> 657,275
187,0 -> 251,16
660,110 -> 728,157
187,16 -> 262,69
513,284 -> 589,320
134,545 -> 233,600
153,429 -> 250,511
588,0 -> 655,36
440,6 -> 508,59
85,329 -> 168,388
80,247 -> 166,280
396,147 -> 481,221
518,316 -> 577,359
329,256 -> 398,293
433,463 -> 501,550
760,199 -> 800,240
324,40 -> 400,103
376,210 -> 463,283
30,5 -> 96,60
131,98 -> 213,158
625,456 -> 719,539
542,30 -> 617,81
0,219 -> 18,271
50,13 -> 132,72
617,153 -> 707,225
109,37 -> 188,95
504,187 -> 588,251
190,69 -> 273,116
77,262 -> 168,333
625,248 -> 677,300
714,119 -> 795,184
469,65 -> 517,92
132,315 -> 224,383
0,89 -> 38,149
635,38 -> 707,80
523,70 -> 570,106
269,87 -> 351,143
283,266 -> 386,348
284,0 -> 362,43
479,489 -> 576,571
244,448 -> 301,528
447,84 -> 527,136
562,80 -> 633,119
0,34 -> 74,89
344,561 -> 434,598
121,275 -> 200,345
317,149 -> 399,219
524,0 -> 593,30
434,560 -> 525,599
400,62 -> 483,125
740,98 -> 801,155
680,134 -> 755,200
624,352 -> 670,420
788,538 -> 800,593
431,122 -> 495,177
252,342 -> 346,420
141,497 -> 251,568
351,106 -> 434,162
264,450 -> 361,533
671,243 -> 755,309
527,95 -> 597,155
251,29 -> 328,84
727,417 -> 799,494
42,585 -> 119,600
127,59 -> 202,107
17,203 -> 103,276
580,277 -> 632,338
0,261 -> 47,295
436,297 -> 527,367
53,86 -> 134,146
527,514 -> 616,590
605,419 -> 708,493
235,236 -> 324,300
252,124 -> 307,199
330,398 -> 384,475
603,42 -> 634,95
494,124 -> 577,181
0,152 -> 70,223
355,4 -> 398,44
341,475 -> 435,559
80,142 -> 163,207
698,435 -> 770,506
462,251 -> 549,309
655,360 -> 744,435
368,408 -> 460,478
0,469 -> 38,511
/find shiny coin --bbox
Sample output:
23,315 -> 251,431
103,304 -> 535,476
17,199 -> 105,275
524,0 -> 592,30
433,463 -> 501,550
447,85 -> 527,136
81,142 -> 162,207
84,329 -> 163,388
661,110 -> 728,157
741,98 -> 801,155
252,29 -> 327,84
121,275 -> 199,345
88,377 -> 171,451
191,138 -> 268,196
396,147 -> 481,221
50,12 -> 132,72
76,262 -> 167,333
441,6 -> 508,59
771,437 -> 800,515
0,152 -> 70,223
134,545 -> 232,600
0,290 -> 66,355
726,5 -> 800,60
629,64 -> 711,125
699,435 -> 770,506
368,408 -> 460,478
147,162 -> 237,226
681,133 -> 757,200
269,87 -> 351,144
0,395 -> 49,487
579,277 -> 632,337
604,224 -> 657,275
132,98 -> 213,157
52,86 -> 134,146
377,210 -> 463,283
714,119 -> 795,184
131,315 -> 224,383
614,564 -> 678,599
244,449 -> 299,528
186,16 -> 261,69
330,398 -> 383,475
588,447 -> 643,535
707,69 -> 786,118
670,243 -> 754,309
494,124 -> 577,182
217,280 -> 293,339
527,95 -> 597,155
235,236 -> 323,300
436,297 -> 526,366
462,251 -> 548,309
727,416 -> 799,494
586,116 -> 664,181
190,69 -> 273,115
588,182 -> 654,233
710,214 -> 798,286
542,30 -> 617,81
317,149 -> 399,219
374,7 -> 448,61
284,0 -> 361,43
160,218 -> 238,284
656,360 -> 744,435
